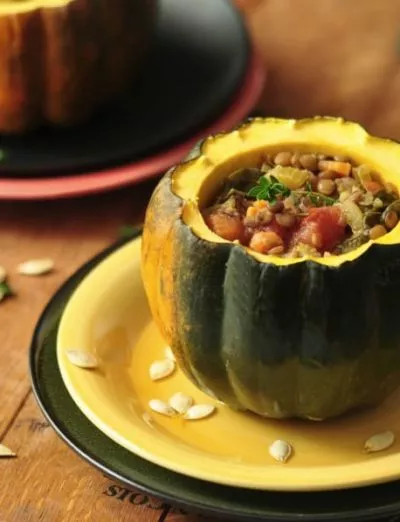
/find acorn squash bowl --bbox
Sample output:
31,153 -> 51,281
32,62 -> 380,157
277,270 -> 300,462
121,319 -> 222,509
0,0 -> 158,133
141,117 -> 400,421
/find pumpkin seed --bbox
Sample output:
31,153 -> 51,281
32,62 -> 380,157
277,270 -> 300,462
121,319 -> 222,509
142,412 -> 153,426
148,399 -> 176,417
0,266 -> 6,284
0,444 -> 16,458
17,258 -> 54,276
164,346 -> 176,362
269,439 -> 293,463
364,431 -> 395,453
168,392 -> 193,414
149,359 -> 175,381
183,404 -> 215,420
66,350 -> 98,369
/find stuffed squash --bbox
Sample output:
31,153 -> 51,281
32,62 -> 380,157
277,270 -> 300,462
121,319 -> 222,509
141,117 -> 400,420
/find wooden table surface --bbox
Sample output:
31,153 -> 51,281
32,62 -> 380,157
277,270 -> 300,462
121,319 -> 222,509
2,1 -> 400,520
0,182 -> 208,522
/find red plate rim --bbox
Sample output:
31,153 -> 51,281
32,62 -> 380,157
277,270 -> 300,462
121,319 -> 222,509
0,51 -> 266,200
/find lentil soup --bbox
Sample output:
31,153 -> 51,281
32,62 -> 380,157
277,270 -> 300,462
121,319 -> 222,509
202,151 -> 400,257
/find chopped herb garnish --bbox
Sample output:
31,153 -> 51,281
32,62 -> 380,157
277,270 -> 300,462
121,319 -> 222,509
118,225 -> 140,239
310,193 -> 336,206
303,182 -> 336,206
0,281 -> 13,301
247,175 -> 290,203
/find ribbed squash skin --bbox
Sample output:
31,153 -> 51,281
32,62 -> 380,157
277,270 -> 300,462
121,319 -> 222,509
141,118 -> 400,420
0,0 -> 157,133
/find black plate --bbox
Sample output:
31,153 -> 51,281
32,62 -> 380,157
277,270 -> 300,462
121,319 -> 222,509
29,232 -> 400,522
1,0 -> 249,178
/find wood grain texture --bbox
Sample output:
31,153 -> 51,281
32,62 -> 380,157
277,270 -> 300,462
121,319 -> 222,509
0,183 -> 211,521
3,2 -> 400,519
236,0 -> 400,140
0,184 -> 153,436
0,395 -> 206,521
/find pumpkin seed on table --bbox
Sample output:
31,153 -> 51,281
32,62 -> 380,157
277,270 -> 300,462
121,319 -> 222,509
66,350 -> 99,369
168,392 -> 193,414
149,358 -> 175,381
184,404 -> 216,420
0,444 -> 16,458
17,258 -> 54,276
164,346 -> 176,362
364,431 -> 395,453
269,439 -> 293,463
148,399 -> 176,417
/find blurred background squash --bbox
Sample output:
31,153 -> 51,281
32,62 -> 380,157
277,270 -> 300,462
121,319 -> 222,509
0,0 -> 158,134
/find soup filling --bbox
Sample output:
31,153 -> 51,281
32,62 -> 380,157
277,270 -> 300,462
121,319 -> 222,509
202,152 -> 400,257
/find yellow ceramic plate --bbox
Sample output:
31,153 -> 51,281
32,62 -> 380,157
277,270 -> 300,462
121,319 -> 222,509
57,237 -> 400,492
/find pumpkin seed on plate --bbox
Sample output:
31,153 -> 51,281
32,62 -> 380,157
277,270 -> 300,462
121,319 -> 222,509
183,404 -> 215,420
164,346 -> 176,362
17,258 -> 54,276
364,430 -> 395,453
149,359 -> 175,381
142,412 -> 153,426
168,392 -> 193,414
0,444 -> 16,458
66,350 -> 98,369
148,399 -> 176,417
269,439 -> 293,463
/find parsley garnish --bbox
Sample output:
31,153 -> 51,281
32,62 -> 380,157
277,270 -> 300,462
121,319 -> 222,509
247,176 -> 290,203
0,281 -> 13,300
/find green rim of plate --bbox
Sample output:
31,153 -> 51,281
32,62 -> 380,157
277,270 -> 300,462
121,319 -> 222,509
29,231 -> 400,522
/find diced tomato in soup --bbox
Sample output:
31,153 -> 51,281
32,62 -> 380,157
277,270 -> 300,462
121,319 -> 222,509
290,207 -> 346,253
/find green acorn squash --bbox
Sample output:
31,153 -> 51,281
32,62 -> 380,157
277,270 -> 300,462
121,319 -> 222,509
0,0 -> 157,133
141,117 -> 400,420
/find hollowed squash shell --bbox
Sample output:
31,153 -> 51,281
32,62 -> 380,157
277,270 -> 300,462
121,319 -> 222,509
141,117 -> 400,420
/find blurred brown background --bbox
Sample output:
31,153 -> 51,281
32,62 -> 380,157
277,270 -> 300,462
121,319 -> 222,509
235,0 -> 400,140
